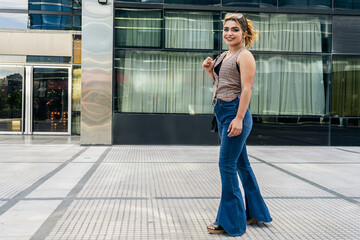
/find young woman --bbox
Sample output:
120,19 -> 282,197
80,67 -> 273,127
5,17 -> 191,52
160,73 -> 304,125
202,13 -> 272,236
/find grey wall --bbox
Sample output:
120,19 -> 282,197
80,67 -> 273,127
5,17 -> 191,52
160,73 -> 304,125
81,0 -> 113,145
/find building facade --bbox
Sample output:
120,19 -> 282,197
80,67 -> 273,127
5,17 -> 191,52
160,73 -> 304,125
1,0 -> 359,146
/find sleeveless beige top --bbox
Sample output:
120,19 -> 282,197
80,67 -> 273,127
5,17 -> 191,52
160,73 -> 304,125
212,47 -> 244,102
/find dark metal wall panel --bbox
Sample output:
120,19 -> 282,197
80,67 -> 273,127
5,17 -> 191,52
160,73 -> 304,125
113,114 -> 220,145
333,16 -> 360,54
248,117 -> 330,146
113,114 -> 335,145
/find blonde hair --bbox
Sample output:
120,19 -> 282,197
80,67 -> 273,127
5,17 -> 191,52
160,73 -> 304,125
224,13 -> 259,47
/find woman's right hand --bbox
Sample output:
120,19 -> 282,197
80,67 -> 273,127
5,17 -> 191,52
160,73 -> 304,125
202,57 -> 215,73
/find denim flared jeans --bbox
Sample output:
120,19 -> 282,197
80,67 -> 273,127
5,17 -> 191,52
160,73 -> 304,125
214,98 -> 272,236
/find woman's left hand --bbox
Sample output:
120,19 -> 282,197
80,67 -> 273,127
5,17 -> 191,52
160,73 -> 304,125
227,117 -> 243,137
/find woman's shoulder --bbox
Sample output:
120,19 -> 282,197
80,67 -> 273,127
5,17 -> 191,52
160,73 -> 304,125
237,48 -> 255,63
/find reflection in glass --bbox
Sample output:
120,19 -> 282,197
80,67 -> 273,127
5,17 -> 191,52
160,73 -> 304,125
0,13 -> 28,29
332,57 -> 360,117
334,0 -> 360,9
26,56 -> 71,64
113,0 -> 162,2
73,15 -> 81,31
0,67 -> 23,132
29,0 -> 72,11
222,0 -> 276,7
33,68 -> 68,132
29,14 -> 72,30
278,0 -> 331,8
165,11 -> 218,49
250,55 -> 326,116
72,66 -> 81,134
165,0 -> 220,4
0,0 -> 28,9
114,50 -> 213,114
114,9 -> 162,48
222,14 -> 330,53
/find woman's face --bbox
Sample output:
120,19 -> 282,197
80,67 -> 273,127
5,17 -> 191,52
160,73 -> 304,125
223,20 -> 245,47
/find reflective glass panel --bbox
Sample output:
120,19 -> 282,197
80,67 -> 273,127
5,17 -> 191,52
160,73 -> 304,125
0,66 -> 23,132
114,0 -> 162,2
165,0 -> 220,4
73,15 -> 81,31
0,13 -> 28,29
114,50 -> 213,114
26,56 -> 71,63
165,11 -> 220,50
28,0 -> 72,11
222,0 -> 276,7
72,66 -> 81,134
114,9 -> 162,48
33,68 -> 68,132
250,54 -> 329,116
331,56 -> 360,117
334,0 -> 360,9
222,13 -> 332,53
29,14 -> 72,30
278,0 -> 331,8
73,0 -> 82,12
0,0 -> 28,9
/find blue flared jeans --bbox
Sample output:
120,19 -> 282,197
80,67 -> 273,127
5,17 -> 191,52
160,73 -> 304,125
214,98 -> 272,236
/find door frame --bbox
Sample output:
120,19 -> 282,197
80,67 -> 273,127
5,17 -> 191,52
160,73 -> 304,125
26,65 -> 72,135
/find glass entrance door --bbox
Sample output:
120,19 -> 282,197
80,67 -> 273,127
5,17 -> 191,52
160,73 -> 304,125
31,67 -> 71,134
0,66 -> 71,135
0,66 -> 24,133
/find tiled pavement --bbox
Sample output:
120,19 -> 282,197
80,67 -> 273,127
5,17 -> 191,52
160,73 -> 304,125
0,136 -> 359,239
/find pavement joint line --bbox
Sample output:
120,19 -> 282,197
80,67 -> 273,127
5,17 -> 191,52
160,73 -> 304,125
261,162 -> 360,164
99,161 -> 360,164
0,147 -> 89,216
0,162 -> 71,164
336,147 -> 360,154
249,154 -> 360,206
7,196 -> 358,201
30,147 -> 112,240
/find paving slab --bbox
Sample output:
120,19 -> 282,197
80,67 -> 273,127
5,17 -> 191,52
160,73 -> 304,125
0,140 -> 358,240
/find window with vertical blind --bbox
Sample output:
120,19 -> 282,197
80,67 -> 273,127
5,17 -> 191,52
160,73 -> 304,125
114,10 -> 331,115
331,56 -> 360,117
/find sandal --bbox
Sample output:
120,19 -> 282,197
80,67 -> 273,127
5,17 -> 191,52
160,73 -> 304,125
207,222 -> 225,234
247,217 -> 259,225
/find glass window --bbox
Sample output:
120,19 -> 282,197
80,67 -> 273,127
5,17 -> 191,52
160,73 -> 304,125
331,56 -> 360,117
278,0 -> 331,8
29,14 -> 72,30
222,0 -> 276,7
334,0 -> 360,9
0,67 -> 23,132
29,0 -> 72,11
72,66 -> 81,134
114,50 -> 214,114
73,15 -> 81,31
26,56 -> 71,63
165,11 -> 220,50
0,13 -> 28,29
249,54 -> 329,116
0,0 -> 28,9
222,13 -> 331,53
114,9 -> 162,48
73,0 -> 82,12
165,0 -> 220,4
114,0 -> 163,2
